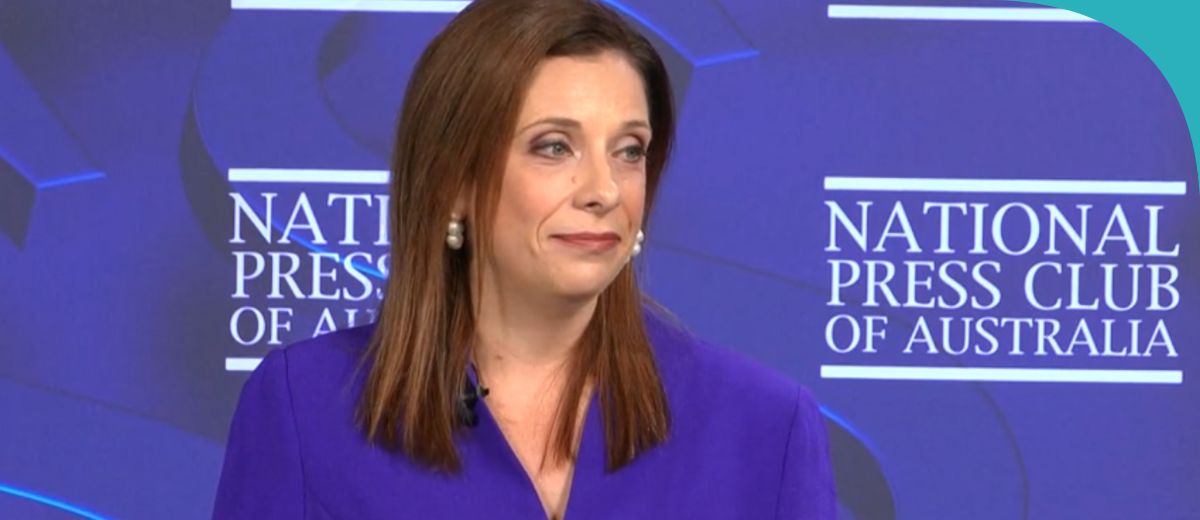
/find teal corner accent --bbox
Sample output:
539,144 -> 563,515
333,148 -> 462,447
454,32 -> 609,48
1032,0 -> 1200,192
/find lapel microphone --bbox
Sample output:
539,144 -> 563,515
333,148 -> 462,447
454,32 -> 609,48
458,363 -> 490,428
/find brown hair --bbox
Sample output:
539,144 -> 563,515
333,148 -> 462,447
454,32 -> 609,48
356,0 -> 676,474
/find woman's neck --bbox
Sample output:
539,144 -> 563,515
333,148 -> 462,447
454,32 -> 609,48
471,275 -> 598,400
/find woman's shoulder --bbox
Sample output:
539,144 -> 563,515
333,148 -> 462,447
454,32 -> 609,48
246,323 -> 376,401
277,323 -> 375,371
643,310 -> 816,423
216,324 -> 377,517
641,310 -> 832,509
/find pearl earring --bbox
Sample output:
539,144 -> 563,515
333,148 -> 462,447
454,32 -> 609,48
631,229 -> 645,256
446,218 -> 464,250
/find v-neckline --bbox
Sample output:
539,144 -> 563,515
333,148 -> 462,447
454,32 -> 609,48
468,364 -> 602,520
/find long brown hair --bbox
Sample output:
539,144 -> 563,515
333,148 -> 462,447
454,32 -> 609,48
356,0 -> 676,474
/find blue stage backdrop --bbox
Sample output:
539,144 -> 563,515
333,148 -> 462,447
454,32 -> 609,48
1,1 -> 1196,518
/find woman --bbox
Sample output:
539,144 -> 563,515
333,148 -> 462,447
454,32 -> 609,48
212,0 -> 835,518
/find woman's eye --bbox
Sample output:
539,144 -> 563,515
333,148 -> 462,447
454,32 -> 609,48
534,140 -> 572,158
620,145 -> 646,162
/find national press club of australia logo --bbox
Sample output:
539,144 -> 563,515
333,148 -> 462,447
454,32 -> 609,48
818,175 -> 1188,386
223,168 -> 392,371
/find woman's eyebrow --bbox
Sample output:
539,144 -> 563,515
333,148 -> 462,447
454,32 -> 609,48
620,120 -> 650,133
517,117 -> 650,134
519,116 -> 580,134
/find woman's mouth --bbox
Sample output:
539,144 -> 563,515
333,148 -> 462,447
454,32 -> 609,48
550,232 -> 621,252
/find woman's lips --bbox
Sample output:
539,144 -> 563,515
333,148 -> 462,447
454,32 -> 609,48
551,232 -> 621,252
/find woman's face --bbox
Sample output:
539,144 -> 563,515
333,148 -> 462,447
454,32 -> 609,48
483,51 -> 650,304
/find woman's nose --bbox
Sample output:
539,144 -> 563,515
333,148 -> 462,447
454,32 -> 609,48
573,150 -> 620,213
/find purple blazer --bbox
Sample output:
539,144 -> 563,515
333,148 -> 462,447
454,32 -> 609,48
213,313 -> 836,519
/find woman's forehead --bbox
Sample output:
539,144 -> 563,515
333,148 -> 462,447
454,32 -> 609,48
516,53 -> 649,129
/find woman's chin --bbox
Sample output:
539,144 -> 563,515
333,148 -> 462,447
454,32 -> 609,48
546,270 -> 622,301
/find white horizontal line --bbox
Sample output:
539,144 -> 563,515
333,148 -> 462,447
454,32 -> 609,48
823,176 -> 1187,195
821,365 -> 1183,384
827,5 -> 1095,22
231,0 -> 469,12
228,168 -> 389,184
226,357 -> 264,372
